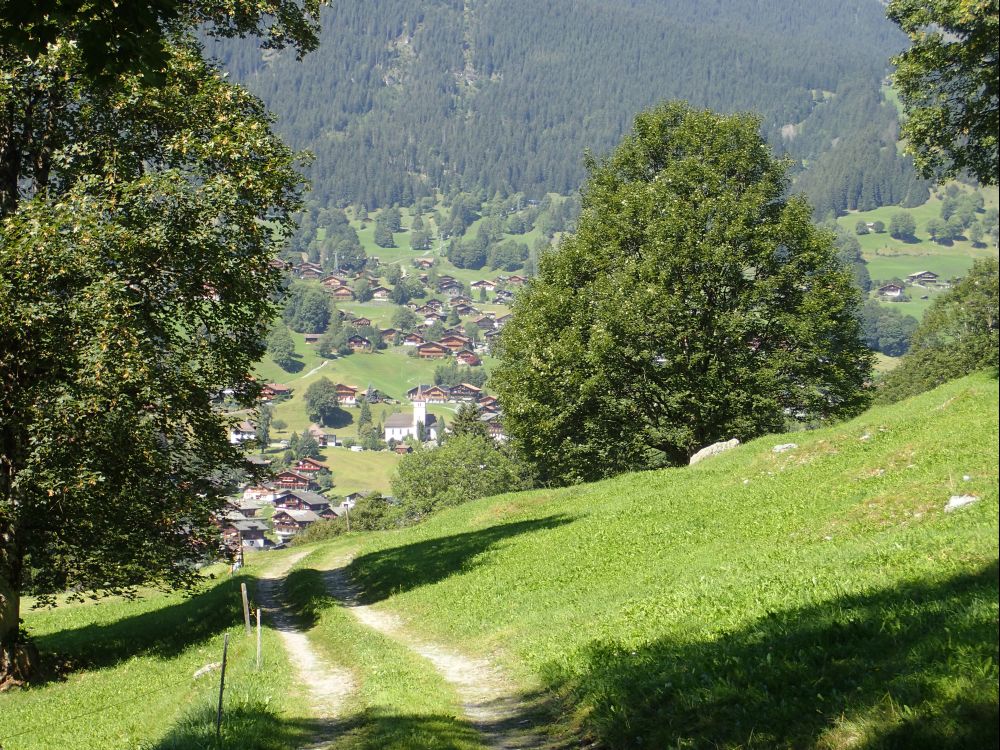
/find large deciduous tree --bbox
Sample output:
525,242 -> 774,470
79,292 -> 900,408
492,102 -> 872,485
0,11 -> 312,682
888,0 -> 999,185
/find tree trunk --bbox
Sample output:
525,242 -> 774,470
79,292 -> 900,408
0,526 -> 33,687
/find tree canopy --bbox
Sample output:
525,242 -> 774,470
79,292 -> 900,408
888,0 -> 999,185
492,102 -> 872,485
0,16 -> 306,682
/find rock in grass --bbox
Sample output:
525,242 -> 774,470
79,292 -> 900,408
945,495 -> 979,513
772,443 -> 798,453
689,438 -> 740,465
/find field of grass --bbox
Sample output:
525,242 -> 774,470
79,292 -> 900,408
322,373 -> 999,748
0,561 -> 313,750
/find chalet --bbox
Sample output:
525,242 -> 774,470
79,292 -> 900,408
303,333 -> 321,345
477,394 -> 500,413
403,332 -> 426,346
321,274 -> 347,288
229,421 -> 256,445
453,304 -> 478,316
352,316 -> 372,328
275,489 -> 331,513
495,313 -> 512,328
260,383 -> 291,400
472,315 -> 495,330
222,517 -> 269,548
456,349 -> 481,366
437,275 -> 457,285
348,335 -> 372,352
878,283 -> 904,298
295,261 -> 323,279
449,382 -> 482,401
227,498 -> 265,518
269,258 -> 292,271
363,386 -> 389,403
906,271 -> 939,285
307,424 -> 332,447
405,384 -> 451,403
370,286 -> 392,301
422,312 -> 445,325
439,334 -> 472,352
470,279 -> 496,292
506,274 -> 528,286
294,456 -> 327,474
413,304 -> 438,316
380,327 -> 399,341
416,341 -> 451,359
326,284 -> 355,300
448,295 -> 473,307
273,469 -> 315,490
335,383 -> 359,405
413,257 -> 435,269
424,298 -> 445,311
440,284 -> 463,297
243,484 -> 276,504
272,508 -> 321,540
494,289 -> 515,303
479,411 -> 506,441
394,443 -> 413,454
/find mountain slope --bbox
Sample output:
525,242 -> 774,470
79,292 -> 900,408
326,373 -> 998,747
208,0 -> 918,214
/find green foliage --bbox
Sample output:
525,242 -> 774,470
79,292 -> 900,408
296,432 -> 322,459
889,211 -> 918,239
373,221 -> 395,248
855,220 -> 870,235
493,102 -> 873,484
303,377 -> 343,426
282,282 -> 334,333
888,0 -> 999,185
878,258 -> 999,402
860,300 -> 919,357
450,403 -> 488,440
433,360 -> 487,389
266,322 -> 298,371
392,435 -> 533,517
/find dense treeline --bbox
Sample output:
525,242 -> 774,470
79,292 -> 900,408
208,0 -> 919,214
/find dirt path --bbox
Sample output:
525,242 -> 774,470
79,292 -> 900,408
256,552 -> 354,741
322,562 -> 546,750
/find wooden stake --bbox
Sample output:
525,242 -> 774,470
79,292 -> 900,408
344,503 -> 351,532
241,583 -> 251,635
256,608 -> 262,670
216,633 -> 229,743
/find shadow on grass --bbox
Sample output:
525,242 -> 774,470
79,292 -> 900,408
277,356 -> 305,374
541,561 -> 999,749
348,514 -> 575,604
282,567 -> 336,629
31,573 -> 257,682
152,702 -> 326,750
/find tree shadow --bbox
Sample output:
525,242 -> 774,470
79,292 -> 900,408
278,356 -> 305,374
320,407 -> 355,429
282,567 -> 336,629
29,572 -> 259,683
348,515 -> 575,604
541,561 -> 999,749
151,702 -> 327,750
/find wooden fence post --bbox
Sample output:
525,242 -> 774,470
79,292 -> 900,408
241,583 -> 251,636
216,633 -> 229,743
256,608 -> 262,670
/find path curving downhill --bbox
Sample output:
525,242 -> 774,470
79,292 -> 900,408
256,551 -> 354,742
323,560 -> 546,750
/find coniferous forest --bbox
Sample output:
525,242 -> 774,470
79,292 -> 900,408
207,0 -> 926,216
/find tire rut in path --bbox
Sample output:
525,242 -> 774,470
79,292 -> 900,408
257,551 -> 354,745
323,561 -> 547,750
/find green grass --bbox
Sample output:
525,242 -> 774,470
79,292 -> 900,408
317,447 -> 401,496
279,545 -> 488,750
0,558 -> 315,750
320,373 -> 999,748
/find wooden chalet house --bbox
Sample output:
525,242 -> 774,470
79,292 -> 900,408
424,298 -> 445,311
335,383 -> 359,405
453,303 -> 478,316
222,516 -> 269,549
906,271 -> 939,285
495,313 -> 512,328
380,327 -> 399,341
405,384 -> 450,403
440,283 -> 463,297
422,312 -> 445,325
321,274 -> 347,288
294,456 -> 327,474
348,335 -> 372,352
506,274 -> 528,286
273,469 -> 316,490
413,257 -> 435,269
229,421 -> 256,445
303,333 -> 321,345
260,383 -> 291,400
327,284 -> 355,301
878,283 -> 904,298
472,315 -> 495,330
403,332 -> 426,346
494,289 -> 514,303
272,508 -> 321,540
456,349 -> 481,366
449,295 -> 473,307
477,394 -> 500,412
275,489 -> 331,514
371,286 -> 391,301
449,383 -> 482,401
439,334 -> 472,352
416,341 -> 451,359
470,279 -> 496,292
352,316 -> 372,328
307,424 -> 332,447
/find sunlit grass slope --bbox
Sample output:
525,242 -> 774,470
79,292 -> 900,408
0,556 -> 313,750
338,373 -> 999,749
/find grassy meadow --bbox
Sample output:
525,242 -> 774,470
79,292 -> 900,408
320,372 -> 999,748
0,558 -> 315,750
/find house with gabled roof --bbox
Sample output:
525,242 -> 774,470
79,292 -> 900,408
439,334 -> 472,352
274,489 -> 331,513
348,335 -> 372,352
352,316 -> 372,328
470,279 -> 496,292
371,285 -> 391,300
405,384 -> 450,403
450,382 -> 482,401
448,295 -> 473,307
878,283 -> 904,298
321,274 -> 347,288
272,508 -> 321,540
326,284 -> 355,300
413,257 -> 435,269
403,332 -> 426,346
906,271 -> 939,284
506,274 -> 528,286
294,456 -> 328,474
273,469 -> 315,490
456,349 -> 481,366
417,341 -> 451,359
335,383 -> 359,405
229,421 -> 257,445
260,383 -> 292,400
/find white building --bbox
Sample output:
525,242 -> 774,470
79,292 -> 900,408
384,396 -> 438,443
